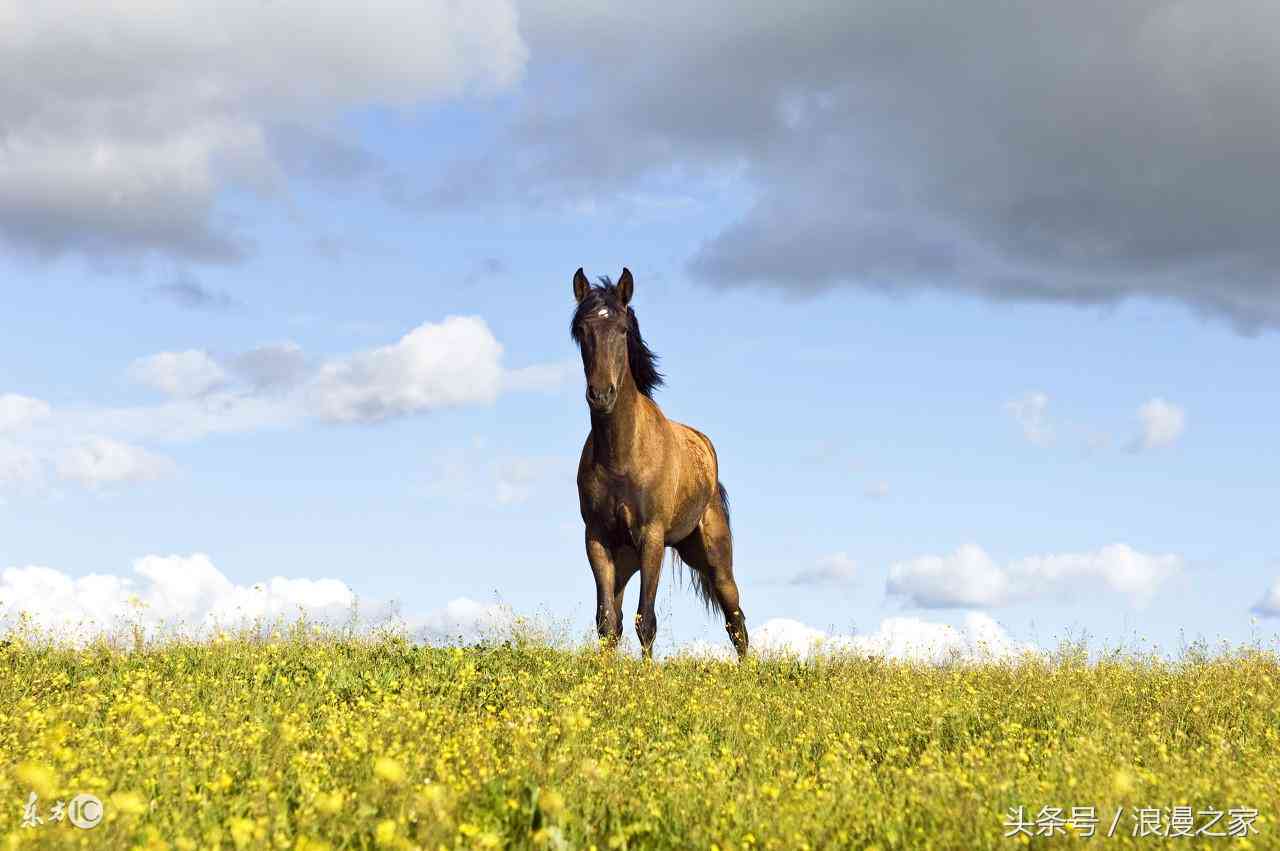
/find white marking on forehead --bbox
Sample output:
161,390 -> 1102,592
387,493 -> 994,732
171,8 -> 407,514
597,308 -> 610,317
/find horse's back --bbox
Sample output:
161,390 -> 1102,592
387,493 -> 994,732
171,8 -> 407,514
669,419 -> 719,495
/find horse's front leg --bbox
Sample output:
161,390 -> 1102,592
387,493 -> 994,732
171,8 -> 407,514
585,530 -> 621,647
634,528 -> 665,659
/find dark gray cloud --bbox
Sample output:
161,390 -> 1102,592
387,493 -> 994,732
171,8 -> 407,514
146,278 -> 238,312
434,0 -> 1280,330
0,2 -> 526,268
0,193 -> 248,266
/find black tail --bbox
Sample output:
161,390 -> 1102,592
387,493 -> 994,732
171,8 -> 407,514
717,480 -> 732,543
671,481 -> 731,615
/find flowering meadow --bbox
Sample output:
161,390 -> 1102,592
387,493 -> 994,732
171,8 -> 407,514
3,628 -> 1278,850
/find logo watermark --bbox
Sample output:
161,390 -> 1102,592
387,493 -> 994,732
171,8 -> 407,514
20,792 -> 103,830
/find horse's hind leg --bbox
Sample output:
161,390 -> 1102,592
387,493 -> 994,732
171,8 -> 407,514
675,501 -> 749,659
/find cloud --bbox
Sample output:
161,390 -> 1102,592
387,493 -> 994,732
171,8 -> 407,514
431,1 -> 1280,331
61,316 -> 566,443
0,394 -> 177,488
129,350 -> 229,398
753,612 -> 1037,662
417,597 -> 517,643
145,279 -> 237,312
888,544 -> 1012,608
0,443 -> 42,486
1252,578 -> 1280,619
1129,397 -> 1186,451
54,437 -> 177,487
788,552 -> 858,586
887,543 -> 1182,609
0,396 -> 178,490
1004,392 -> 1054,447
228,343 -> 311,390
0,553 -> 515,645
304,316 -> 505,423
0,394 -> 51,432
0,1 -> 527,266
0,318 -> 576,492
0,553 -> 1045,661
74,393 -> 301,445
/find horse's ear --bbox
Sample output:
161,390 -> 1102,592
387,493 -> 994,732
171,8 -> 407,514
617,268 -> 634,305
573,267 -> 589,303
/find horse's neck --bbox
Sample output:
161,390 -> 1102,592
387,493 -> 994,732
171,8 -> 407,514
590,381 -> 653,471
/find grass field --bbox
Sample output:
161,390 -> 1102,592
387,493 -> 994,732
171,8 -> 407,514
2,627 -> 1278,850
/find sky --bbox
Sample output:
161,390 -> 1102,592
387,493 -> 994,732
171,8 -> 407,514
2,0 -> 1279,660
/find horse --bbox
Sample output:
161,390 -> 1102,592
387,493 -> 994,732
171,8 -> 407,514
570,267 -> 748,660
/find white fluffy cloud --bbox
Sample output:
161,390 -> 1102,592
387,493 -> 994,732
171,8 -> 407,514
0,1 -> 527,264
2,316 -> 568,491
0,551 -> 1045,661
750,612 -> 1037,662
887,543 -> 1181,609
128,350 -> 228,397
0,443 -> 41,486
54,437 -> 177,487
0,554 -> 353,641
0,400 -> 177,490
0,394 -> 51,432
1131,397 -> 1186,451
1004,392 -> 1053,447
0,552 -> 515,645
887,544 -> 1012,608
83,316 -> 567,441
126,317 -> 525,428
417,598 -> 517,643
304,316 -> 505,423
789,552 -> 858,586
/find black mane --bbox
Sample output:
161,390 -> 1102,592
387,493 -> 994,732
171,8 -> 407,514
569,276 -> 664,398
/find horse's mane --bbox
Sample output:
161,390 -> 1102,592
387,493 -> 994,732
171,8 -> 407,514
569,276 -> 664,399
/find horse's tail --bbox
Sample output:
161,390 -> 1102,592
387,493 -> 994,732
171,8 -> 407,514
717,480 -> 732,544
670,480 -> 731,615
671,549 -> 718,615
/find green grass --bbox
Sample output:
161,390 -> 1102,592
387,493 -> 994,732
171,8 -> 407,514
2,629 -> 1278,849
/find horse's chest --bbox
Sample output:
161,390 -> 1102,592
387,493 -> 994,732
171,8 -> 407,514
582,475 -> 643,548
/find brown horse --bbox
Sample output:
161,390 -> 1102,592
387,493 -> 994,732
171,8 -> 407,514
570,267 -> 748,659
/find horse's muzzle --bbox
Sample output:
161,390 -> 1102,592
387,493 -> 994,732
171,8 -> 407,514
586,384 -> 617,412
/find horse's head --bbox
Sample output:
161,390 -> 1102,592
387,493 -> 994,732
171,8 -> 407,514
570,267 -> 635,414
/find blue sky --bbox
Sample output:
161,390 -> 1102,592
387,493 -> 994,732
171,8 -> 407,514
2,1 -> 1279,659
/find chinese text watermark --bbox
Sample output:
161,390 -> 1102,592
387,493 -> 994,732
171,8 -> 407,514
1004,805 -> 1258,839
20,792 -> 103,830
